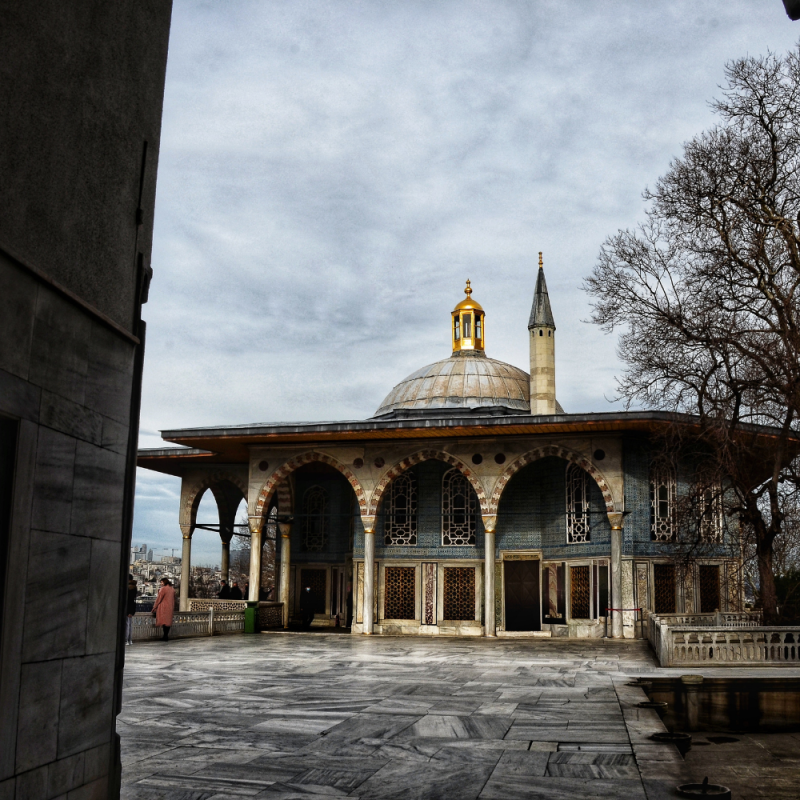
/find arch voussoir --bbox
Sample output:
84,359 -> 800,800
253,451 -> 367,519
489,446 -> 616,515
368,449 -> 489,517
180,470 -> 248,531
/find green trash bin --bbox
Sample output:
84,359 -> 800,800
245,601 -> 259,634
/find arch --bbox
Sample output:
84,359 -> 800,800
180,470 -> 248,533
489,446 -> 616,515
253,451 -> 367,519
368,449 -> 489,517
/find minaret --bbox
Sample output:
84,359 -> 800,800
528,252 -> 556,414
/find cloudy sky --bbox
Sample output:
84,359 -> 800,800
133,1 -> 800,565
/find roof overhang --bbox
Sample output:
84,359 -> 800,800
137,411 -> 800,476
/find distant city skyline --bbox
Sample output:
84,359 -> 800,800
134,1 -> 800,566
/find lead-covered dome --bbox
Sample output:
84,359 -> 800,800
374,351 -> 531,417
373,278 -> 564,418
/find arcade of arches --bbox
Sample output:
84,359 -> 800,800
140,274 -> 744,638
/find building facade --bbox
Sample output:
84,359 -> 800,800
140,256 -> 749,639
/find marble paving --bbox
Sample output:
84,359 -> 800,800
119,634 -> 800,799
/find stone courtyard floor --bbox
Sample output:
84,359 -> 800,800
119,633 -> 800,799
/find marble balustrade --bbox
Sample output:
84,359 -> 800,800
646,612 -> 798,667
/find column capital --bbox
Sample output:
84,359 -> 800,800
361,515 -> 376,534
482,515 -> 497,534
248,516 -> 262,536
607,512 -> 624,530
278,522 -> 292,538
180,524 -> 192,540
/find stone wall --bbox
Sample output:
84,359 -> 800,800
0,3 -> 173,798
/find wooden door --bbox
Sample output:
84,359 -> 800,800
504,560 -> 541,631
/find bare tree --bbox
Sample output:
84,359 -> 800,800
585,44 -> 800,622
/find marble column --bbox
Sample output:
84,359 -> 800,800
220,530 -> 233,583
179,525 -> 192,612
482,515 -> 497,637
608,512 -> 624,639
278,522 -> 291,628
248,517 -> 263,602
362,515 -> 376,634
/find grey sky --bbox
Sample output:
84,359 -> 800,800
133,1 -> 800,566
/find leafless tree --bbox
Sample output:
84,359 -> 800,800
585,44 -> 800,622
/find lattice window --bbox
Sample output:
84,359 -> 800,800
699,564 -> 721,613
654,563 -> 676,614
570,565 -> 590,618
302,486 -> 328,552
443,567 -> 475,620
442,468 -> 477,546
384,567 -> 415,619
698,489 -> 723,543
650,467 -> 675,542
566,463 -> 590,543
384,472 -> 417,546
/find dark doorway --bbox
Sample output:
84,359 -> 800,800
299,568 -> 326,614
504,560 -> 541,631
699,565 -> 721,613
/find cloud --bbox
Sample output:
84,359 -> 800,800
135,0 -> 799,547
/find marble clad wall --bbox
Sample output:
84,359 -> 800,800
0,3 -> 173,797
0,255 -> 135,798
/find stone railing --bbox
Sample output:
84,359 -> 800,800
132,610 -> 242,640
650,611 -> 762,628
647,612 -> 799,667
132,601 -> 284,641
188,598 -> 247,612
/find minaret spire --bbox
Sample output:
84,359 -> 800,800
528,252 -> 557,414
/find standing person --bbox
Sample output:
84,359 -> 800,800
218,579 -> 231,599
230,582 -> 243,600
152,578 -> 176,641
125,574 -> 138,645
243,582 -> 249,600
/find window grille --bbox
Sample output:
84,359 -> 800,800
384,472 -> 417,546
302,485 -> 328,551
698,489 -> 723,543
443,567 -> 475,620
653,563 -> 676,614
384,567 -> 415,619
565,463 -> 590,543
650,467 -> 675,541
442,467 -> 477,546
570,565 -> 590,619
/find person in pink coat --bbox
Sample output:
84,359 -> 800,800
152,578 -> 176,641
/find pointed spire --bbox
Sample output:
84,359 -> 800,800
528,252 -> 555,330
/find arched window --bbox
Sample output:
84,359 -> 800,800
650,466 -> 675,541
442,467 -> 477,546
565,463 -> 590,543
384,472 -> 417,546
302,486 -> 328,552
698,487 -> 723,543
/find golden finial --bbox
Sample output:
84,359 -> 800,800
538,252 -> 543,269
464,279 -> 472,297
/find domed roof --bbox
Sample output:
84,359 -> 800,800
373,351 -> 563,417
